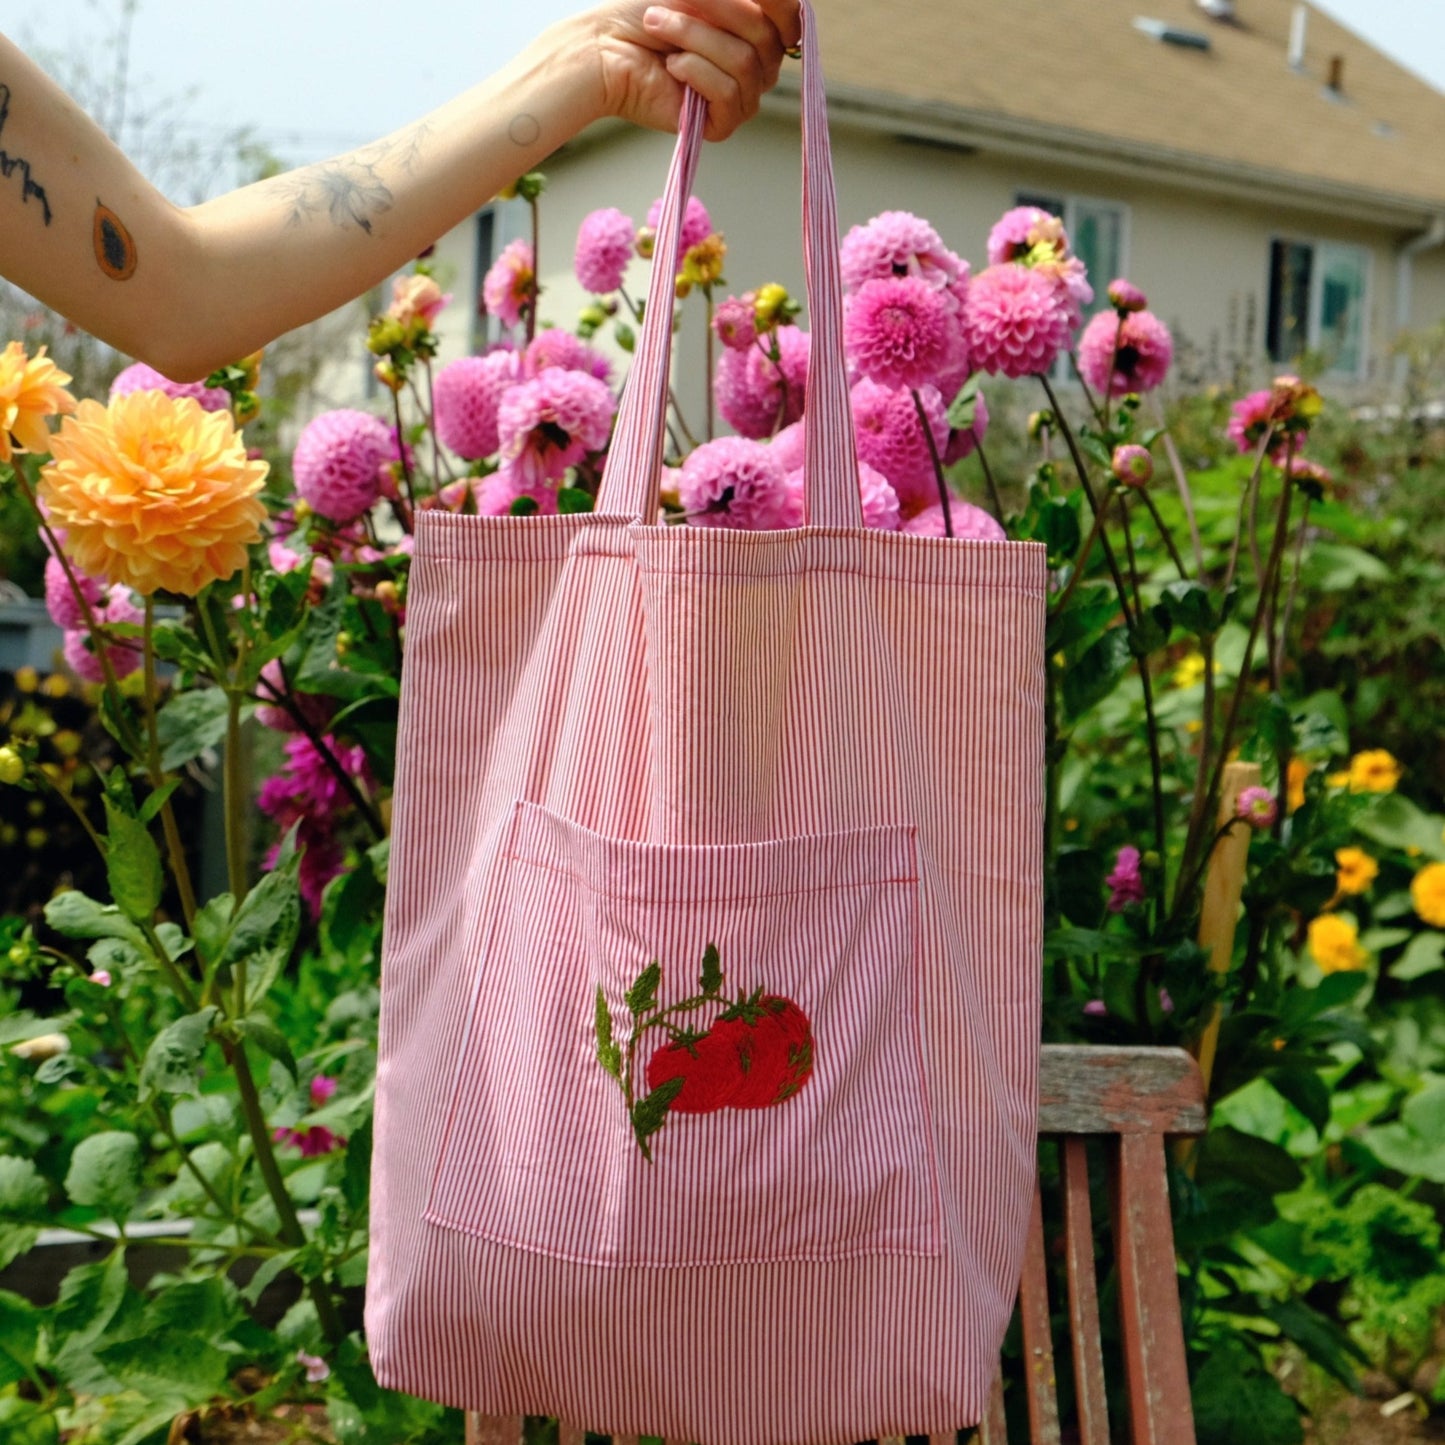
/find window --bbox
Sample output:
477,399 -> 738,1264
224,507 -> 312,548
1016,191 -> 1128,321
1267,238 -> 1369,377
472,206 -> 498,351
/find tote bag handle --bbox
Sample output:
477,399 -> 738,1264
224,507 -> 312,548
597,0 -> 863,529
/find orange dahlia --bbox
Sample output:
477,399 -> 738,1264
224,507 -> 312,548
38,392 -> 268,596
0,342 -> 77,462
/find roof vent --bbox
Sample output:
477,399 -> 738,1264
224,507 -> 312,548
1196,0 -> 1236,19
1133,17 -> 1213,49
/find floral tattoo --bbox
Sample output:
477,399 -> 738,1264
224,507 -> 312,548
273,121 -> 431,237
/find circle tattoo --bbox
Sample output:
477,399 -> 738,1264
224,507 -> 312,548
93,201 -> 138,281
508,113 -> 541,147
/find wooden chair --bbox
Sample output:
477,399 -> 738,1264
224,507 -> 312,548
464,1042 -> 1207,1445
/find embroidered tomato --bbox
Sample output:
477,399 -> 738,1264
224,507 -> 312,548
644,1029 -> 740,1114
721,996 -> 815,1109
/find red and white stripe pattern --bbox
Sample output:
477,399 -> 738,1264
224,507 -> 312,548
367,4 -> 1046,1440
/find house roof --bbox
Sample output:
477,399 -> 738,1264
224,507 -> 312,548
800,0 -> 1445,223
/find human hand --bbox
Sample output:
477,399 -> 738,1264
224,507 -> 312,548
587,0 -> 802,142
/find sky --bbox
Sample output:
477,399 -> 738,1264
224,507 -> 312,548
8,0 -> 1445,185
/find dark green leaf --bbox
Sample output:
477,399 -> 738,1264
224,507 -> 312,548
1265,1068 -> 1332,1133
1197,1124 -> 1304,1196
0,1157 -> 47,1221
343,1116 -> 373,1215
0,1290 -> 41,1390
192,893 -> 236,972
700,942 -> 723,996
1160,579 -> 1216,636
594,986 -> 614,1051
45,890 -> 148,950
1047,590 -> 1119,654
1031,497 -> 1081,559
631,1076 -> 685,1162
156,687 -> 231,771
510,496 -> 540,517
557,486 -> 594,515
148,619 -> 214,673
1278,970 -> 1369,1030
139,1007 -> 219,1102
1259,1298 -> 1366,1390
327,695 -> 398,785
1191,1344 -> 1303,1445
235,1016 -> 298,1082
102,800 -> 163,924
1129,603 -> 1172,658
625,960 -> 662,1015
221,855 -> 302,1012
1062,627 -> 1133,719
51,1249 -> 128,1355
63,1131 -> 142,1218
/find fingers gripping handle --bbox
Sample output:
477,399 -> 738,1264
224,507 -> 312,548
598,0 -> 862,529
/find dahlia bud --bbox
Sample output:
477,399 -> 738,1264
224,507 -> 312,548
713,294 -> 758,351
680,235 -> 727,288
0,747 -> 24,786
753,282 -> 794,330
232,391 -> 261,427
1236,785 -> 1279,831
674,277 -> 693,300
238,350 -> 265,390
366,316 -> 407,356
1111,443 -> 1154,488
373,358 -> 404,393
515,172 -> 546,203
1107,278 -> 1148,314
1027,410 -> 1053,440
634,226 -> 657,260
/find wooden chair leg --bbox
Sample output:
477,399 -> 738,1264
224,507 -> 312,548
465,1416 -> 523,1445
1061,1138 -> 1110,1445
1018,1185 -> 1062,1444
1111,1134 -> 1196,1445
976,1372 -> 1007,1445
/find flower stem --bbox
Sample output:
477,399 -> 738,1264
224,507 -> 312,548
705,288 -> 716,442
142,599 -> 199,928
972,433 -> 1007,526
910,388 -> 953,536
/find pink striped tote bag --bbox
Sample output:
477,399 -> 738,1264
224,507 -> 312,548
367,6 -> 1045,1441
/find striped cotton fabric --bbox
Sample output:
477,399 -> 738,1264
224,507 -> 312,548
366,6 -> 1046,1442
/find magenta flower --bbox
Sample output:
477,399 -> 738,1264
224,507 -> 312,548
44,553 -> 106,631
769,420 -> 806,473
292,410 -> 392,523
1227,389 -> 1278,456
434,350 -> 521,461
987,205 -> 1069,266
497,369 -> 615,487
1077,309 -> 1174,396
254,657 -> 335,735
1105,846 -> 1147,913
525,328 -> 611,384
678,436 -> 794,530
783,459 -> 900,531
90,969 -> 112,987
714,327 -> 810,439
1288,455 -> 1333,489
1111,443 -> 1154,488
1236,785 -> 1279,831
63,592 -> 142,684
297,1351 -> 331,1385
109,362 -> 230,414
962,264 -> 1075,379
713,294 -> 759,352
1107,278 -> 1148,314
901,497 -> 1005,540
574,207 -> 635,294
844,275 -> 962,392
646,195 -> 713,253
1082,999 -> 1108,1018
482,238 -> 535,329
474,465 -> 561,517
839,210 -> 966,293
849,377 -> 950,510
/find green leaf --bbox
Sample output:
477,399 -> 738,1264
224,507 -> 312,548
509,495 -> 540,517
1031,496 -> 1081,559
1356,793 -> 1445,862
64,1131 -> 142,1218
1265,1067 -> 1331,1133
0,1290 -> 42,1390
1391,932 -> 1445,981
139,1007 -> 219,1102
192,892 -> 236,972
945,376 -> 980,429
1062,627 -> 1133,719
0,1156 -> 48,1221
44,890 -> 148,950
1197,1124 -> 1304,1196
137,777 -> 182,825
320,859 -> 383,968
1046,590 -> 1118,654
241,1249 -> 300,1308
630,1076 -> 685,1162
343,1116 -> 373,1214
614,321 -> 636,353
155,687 -> 231,771
222,855 -> 302,1012
0,1226 -> 38,1273
97,1328 -> 230,1400
1278,970 -> 1369,1030
148,619 -> 214,673
700,942 -> 723,996
1192,1343 -> 1304,1445
557,486 -> 594,515
235,1015 -> 298,1082
51,1249 -> 128,1356
1078,429 -> 1113,469
0,1393 -> 58,1445
102,800 -> 164,924
1160,579 -> 1216,636
625,960 -> 662,1015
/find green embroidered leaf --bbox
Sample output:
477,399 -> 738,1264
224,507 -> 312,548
594,987 -> 621,1080
630,1076 -> 685,1163
625,960 -> 662,1016
700,942 -> 723,996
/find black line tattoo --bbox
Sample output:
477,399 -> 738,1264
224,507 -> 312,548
0,83 -> 54,226
273,120 -> 432,237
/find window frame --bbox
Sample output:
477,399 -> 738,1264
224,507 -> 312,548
1265,233 -> 1373,380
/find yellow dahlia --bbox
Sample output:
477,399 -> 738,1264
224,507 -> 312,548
1287,757 -> 1311,813
0,342 -> 77,463
1334,846 -> 1379,896
38,392 -> 268,597
1307,913 -> 1368,974
1345,749 -> 1402,794
1411,862 -> 1445,929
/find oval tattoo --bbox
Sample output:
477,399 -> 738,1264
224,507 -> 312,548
93,201 -> 137,281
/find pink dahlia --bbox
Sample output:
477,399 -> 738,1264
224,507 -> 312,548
849,377 -> 950,510
646,195 -> 713,254
678,436 -> 793,530
497,369 -> 615,488
839,210 -> 965,293
901,496 -> 1005,540
943,388 -> 990,465
474,466 -> 561,517
770,420 -> 806,473
986,206 -> 1068,266
292,410 -> 391,523
1227,389 -> 1279,456
574,207 -> 635,294
714,327 -> 811,439
63,592 -> 142,684
713,294 -> 759,352
109,362 -> 230,414
844,275 -> 961,392
433,350 -> 520,460
254,657 -> 334,734
1105,845 -> 1146,913
525,329 -> 611,384
962,264 -> 1076,379
482,239 -> 535,329
44,553 -> 106,631
1077,309 -> 1173,395
784,460 -> 900,531
1236,785 -> 1279,831
1107,278 -> 1148,314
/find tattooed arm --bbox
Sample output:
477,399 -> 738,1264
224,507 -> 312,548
0,0 -> 797,380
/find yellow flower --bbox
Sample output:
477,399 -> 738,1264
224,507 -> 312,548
680,234 -> 727,288
1287,757 -> 1311,813
1172,652 -> 1216,689
1345,749 -> 1402,793
38,392 -> 267,597
0,342 -> 77,462
1307,913 -> 1368,974
1334,847 -> 1378,896
1411,862 -> 1445,929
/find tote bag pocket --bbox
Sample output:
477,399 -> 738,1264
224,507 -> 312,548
423,800 -> 942,1268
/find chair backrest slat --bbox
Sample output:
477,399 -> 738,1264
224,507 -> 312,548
1017,1186 -> 1063,1444
464,1415 -> 523,1445
977,1372 -> 1008,1444
1060,1137 -> 1111,1444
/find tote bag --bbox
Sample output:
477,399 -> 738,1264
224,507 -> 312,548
367,7 -> 1046,1440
